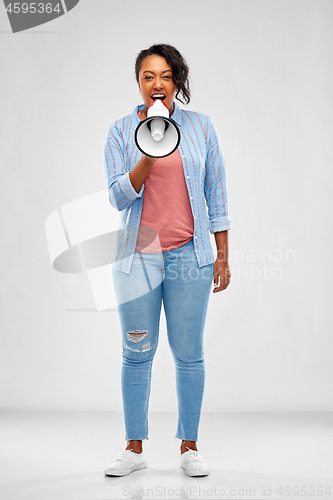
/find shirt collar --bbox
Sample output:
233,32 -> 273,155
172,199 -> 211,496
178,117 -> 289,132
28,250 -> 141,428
133,101 -> 182,127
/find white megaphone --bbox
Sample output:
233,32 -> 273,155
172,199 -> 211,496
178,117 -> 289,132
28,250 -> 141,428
135,100 -> 181,158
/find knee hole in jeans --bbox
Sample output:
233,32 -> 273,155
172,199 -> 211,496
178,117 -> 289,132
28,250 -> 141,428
125,331 -> 151,352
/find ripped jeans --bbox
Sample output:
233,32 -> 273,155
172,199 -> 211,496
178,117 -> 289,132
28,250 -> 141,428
112,238 -> 214,442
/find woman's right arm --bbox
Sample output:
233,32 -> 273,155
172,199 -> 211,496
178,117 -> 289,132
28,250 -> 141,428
129,155 -> 157,193
103,122 -> 157,210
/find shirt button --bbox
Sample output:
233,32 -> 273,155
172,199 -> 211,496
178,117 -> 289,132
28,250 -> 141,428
195,236 -> 197,239
182,155 -> 185,159
187,176 -> 189,179
190,196 -> 193,200
194,216 -> 196,219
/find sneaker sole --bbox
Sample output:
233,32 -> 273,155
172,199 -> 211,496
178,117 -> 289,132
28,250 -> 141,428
181,466 -> 209,477
104,461 -> 147,476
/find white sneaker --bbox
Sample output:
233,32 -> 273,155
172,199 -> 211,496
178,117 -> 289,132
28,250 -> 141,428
180,448 -> 209,476
104,448 -> 147,476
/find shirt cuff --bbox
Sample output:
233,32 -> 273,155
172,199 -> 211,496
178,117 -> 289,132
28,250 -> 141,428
209,217 -> 233,233
121,170 -> 144,200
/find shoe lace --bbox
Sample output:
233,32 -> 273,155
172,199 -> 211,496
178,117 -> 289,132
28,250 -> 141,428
117,448 -> 133,461
186,447 -> 199,461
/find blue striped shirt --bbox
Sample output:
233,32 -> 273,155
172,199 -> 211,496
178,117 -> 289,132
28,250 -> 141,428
103,101 -> 232,274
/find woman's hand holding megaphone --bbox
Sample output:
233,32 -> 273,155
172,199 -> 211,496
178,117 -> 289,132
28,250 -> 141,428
144,154 -> 159,165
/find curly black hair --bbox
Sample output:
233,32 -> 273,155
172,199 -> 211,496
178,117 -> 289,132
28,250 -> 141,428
135,44 -> 191,105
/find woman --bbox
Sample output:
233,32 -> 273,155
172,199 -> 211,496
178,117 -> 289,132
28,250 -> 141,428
103,44 -> 232,477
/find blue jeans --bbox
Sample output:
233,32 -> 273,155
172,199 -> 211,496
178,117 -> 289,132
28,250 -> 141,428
112,238 -> 214,442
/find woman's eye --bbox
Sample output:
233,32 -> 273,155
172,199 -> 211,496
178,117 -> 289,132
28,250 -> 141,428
144,75 -> 172,80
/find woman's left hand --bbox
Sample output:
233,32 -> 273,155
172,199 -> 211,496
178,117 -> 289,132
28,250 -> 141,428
213,260 -> 231,293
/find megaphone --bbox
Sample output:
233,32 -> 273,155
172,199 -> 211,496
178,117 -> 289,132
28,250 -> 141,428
135,100 -> 181,158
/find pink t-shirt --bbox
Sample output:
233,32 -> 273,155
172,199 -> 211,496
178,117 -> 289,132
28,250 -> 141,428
135,113 -> 194,253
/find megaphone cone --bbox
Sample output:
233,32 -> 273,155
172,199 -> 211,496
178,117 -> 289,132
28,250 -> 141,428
135,100 -> 181,158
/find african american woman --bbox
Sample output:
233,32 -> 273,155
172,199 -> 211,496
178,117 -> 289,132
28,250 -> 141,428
103,43 -> 232,477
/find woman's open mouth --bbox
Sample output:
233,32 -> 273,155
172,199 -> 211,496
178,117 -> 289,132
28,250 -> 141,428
151,93 -> 166,101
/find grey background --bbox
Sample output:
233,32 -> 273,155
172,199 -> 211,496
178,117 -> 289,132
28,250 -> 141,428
0,0 -> 332,410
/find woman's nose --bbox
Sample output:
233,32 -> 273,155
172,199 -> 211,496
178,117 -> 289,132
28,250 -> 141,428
154,79 -> 162,89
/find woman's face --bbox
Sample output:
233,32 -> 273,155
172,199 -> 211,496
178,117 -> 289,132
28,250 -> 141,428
137,55 -> 177,117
